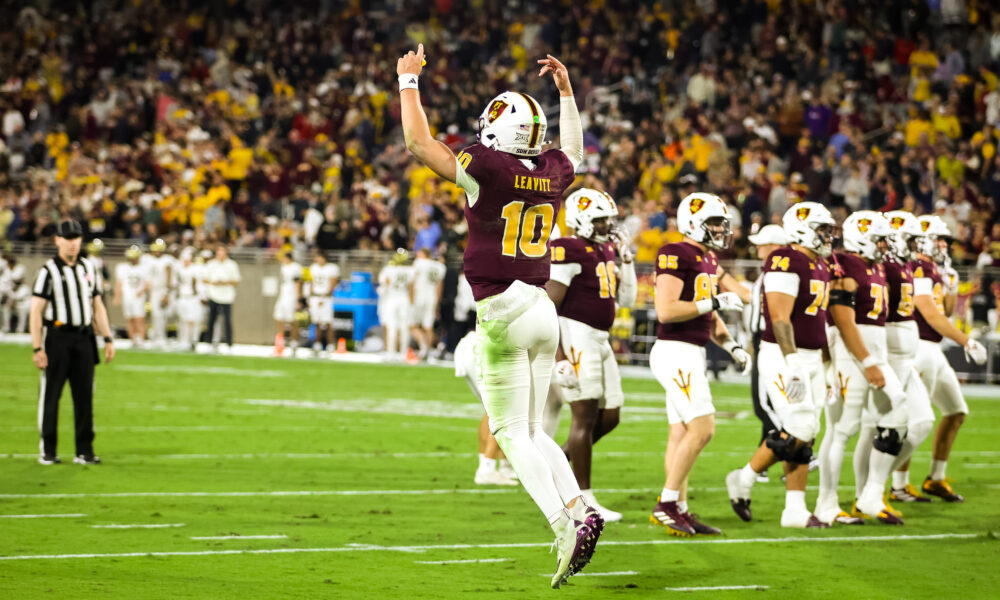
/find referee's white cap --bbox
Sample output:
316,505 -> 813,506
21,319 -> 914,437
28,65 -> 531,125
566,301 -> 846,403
747,224 -> 789,246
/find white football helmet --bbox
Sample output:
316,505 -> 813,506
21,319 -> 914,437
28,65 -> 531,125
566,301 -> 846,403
842,210 -> 892,261
565,188 -> 618,242
782,202 -> 836,257
477,91 -> 547,157
884,210 -> 923,261
917,215 -> 952,261
677,192 -> 732,249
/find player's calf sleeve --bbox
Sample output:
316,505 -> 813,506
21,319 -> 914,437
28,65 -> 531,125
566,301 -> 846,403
493,420 -> 566,520
531,428 -> 583,505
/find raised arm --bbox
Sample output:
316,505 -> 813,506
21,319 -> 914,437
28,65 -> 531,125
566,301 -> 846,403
397,44 -> 458,183
538,55 -> 582,171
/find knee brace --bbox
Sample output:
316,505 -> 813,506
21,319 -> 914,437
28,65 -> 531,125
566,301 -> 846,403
788,441 -> 815,465
873,426 -> 905,456
765,429 -> 798,461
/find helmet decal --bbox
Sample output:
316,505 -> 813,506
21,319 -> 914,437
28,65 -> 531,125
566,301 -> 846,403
857,218 -> 871,233
890,216 -> 905,229
921,220 -> 931,232
516,92 -> 542,148
487,100 -> 508,123
577,197 -> 593,212
796,206 -> 811,221
689,196 -> 705,214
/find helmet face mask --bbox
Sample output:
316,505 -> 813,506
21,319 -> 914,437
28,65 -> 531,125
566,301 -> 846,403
477,92 -> 547,157
916,215 -> 952,262
702,216 -> 733,250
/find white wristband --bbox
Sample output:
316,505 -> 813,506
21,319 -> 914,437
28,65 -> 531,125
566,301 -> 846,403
398,74 -> 419,92
861,355 -> 879,369
722,339 -> 740,355
695,298 -> 714,316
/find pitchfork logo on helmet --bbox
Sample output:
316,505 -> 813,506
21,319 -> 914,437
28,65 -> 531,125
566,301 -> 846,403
677,192 -> 732,250
782,201 -> 836,257
487,100 -> 509,123
478,91 -> 547,157
565,188 -> 618,242
842,210 -> 892,261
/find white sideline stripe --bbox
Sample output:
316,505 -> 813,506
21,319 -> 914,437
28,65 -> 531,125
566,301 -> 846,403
191,535 -> 288,541
416,558 -> 512,565
0,533 -> 978,561
964,463 -> 999,469
666,585 -> 769,592
91,523 -> 185,529
0,513 -> 86,519
115,365 -> 286,377
0,485 -> 868,500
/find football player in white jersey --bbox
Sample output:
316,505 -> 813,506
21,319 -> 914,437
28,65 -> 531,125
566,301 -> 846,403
410,248 -> 447,360
378,249 -> 415,362
114,245 -> 151,346
145,239 -> 175,347
307,251 -> 341,355
454,330 -> 519,486
175,247 -> 205,351
272,252 -> 304,357
0,255 -> 29,333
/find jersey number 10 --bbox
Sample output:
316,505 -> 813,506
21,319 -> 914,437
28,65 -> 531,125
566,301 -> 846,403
500,201 -> 554,258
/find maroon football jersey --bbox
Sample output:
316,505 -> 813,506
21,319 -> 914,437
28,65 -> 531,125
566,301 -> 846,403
550,237 -> 618,331
909,257 -> 945,342
761,246 -> 830,350
459,143 -> 576,301
884,259 -> 915,324
835,252 -> 888,327
655,242 -> 719,346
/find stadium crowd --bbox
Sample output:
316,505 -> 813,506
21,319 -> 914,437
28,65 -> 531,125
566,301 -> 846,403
1,0 -> 1000,274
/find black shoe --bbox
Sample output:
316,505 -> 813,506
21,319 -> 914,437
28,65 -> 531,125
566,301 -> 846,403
38,455 -> 61,465
73,454 -> 102,465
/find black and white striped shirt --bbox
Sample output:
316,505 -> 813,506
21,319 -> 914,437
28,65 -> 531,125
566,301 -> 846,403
32,256 -> 103,328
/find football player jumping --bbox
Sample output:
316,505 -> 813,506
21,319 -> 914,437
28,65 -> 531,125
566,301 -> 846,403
397,45 -> 600,588
649,192 -> 749,537
546,188 -> 637,523
726,202 -> 835,528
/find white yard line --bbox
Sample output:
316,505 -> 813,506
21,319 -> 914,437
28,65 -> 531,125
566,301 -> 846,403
666,585 -> 769,591
0,513 -> 86,519
115,365 -> 286,377
0,484 -> 870,500
91,523 -> 185,529
964,463 -> 999,469
0,533 -> 978,561
190,535 -> 288,540
416,558 -> 512,565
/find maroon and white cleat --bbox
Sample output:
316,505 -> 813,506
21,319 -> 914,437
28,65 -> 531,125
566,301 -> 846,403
805,515 -> 831,528
649,497 -> 696,537
684,512 -> 722,535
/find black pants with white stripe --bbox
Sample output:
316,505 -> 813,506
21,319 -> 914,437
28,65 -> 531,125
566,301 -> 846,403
39,329 -> 96,457
750,331 -> 776,444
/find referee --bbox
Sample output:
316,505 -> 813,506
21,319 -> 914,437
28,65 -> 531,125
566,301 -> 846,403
744,225 -> 789,465
30,220 -> 115,465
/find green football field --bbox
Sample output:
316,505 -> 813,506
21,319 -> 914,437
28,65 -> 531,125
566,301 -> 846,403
1,343 -> 998,599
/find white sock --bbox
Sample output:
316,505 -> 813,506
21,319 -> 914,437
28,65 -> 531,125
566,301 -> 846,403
531,430 -> 582,504
785,490 -> 807,513
478,454 -> 493,471
739,463 -> 757,489
860,448 -> 895,507
677,500 -> 688,514
494,421 -> 565,522
892,470 -> 909,490
661,488 -> 680,503
930,459 -> 947,480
